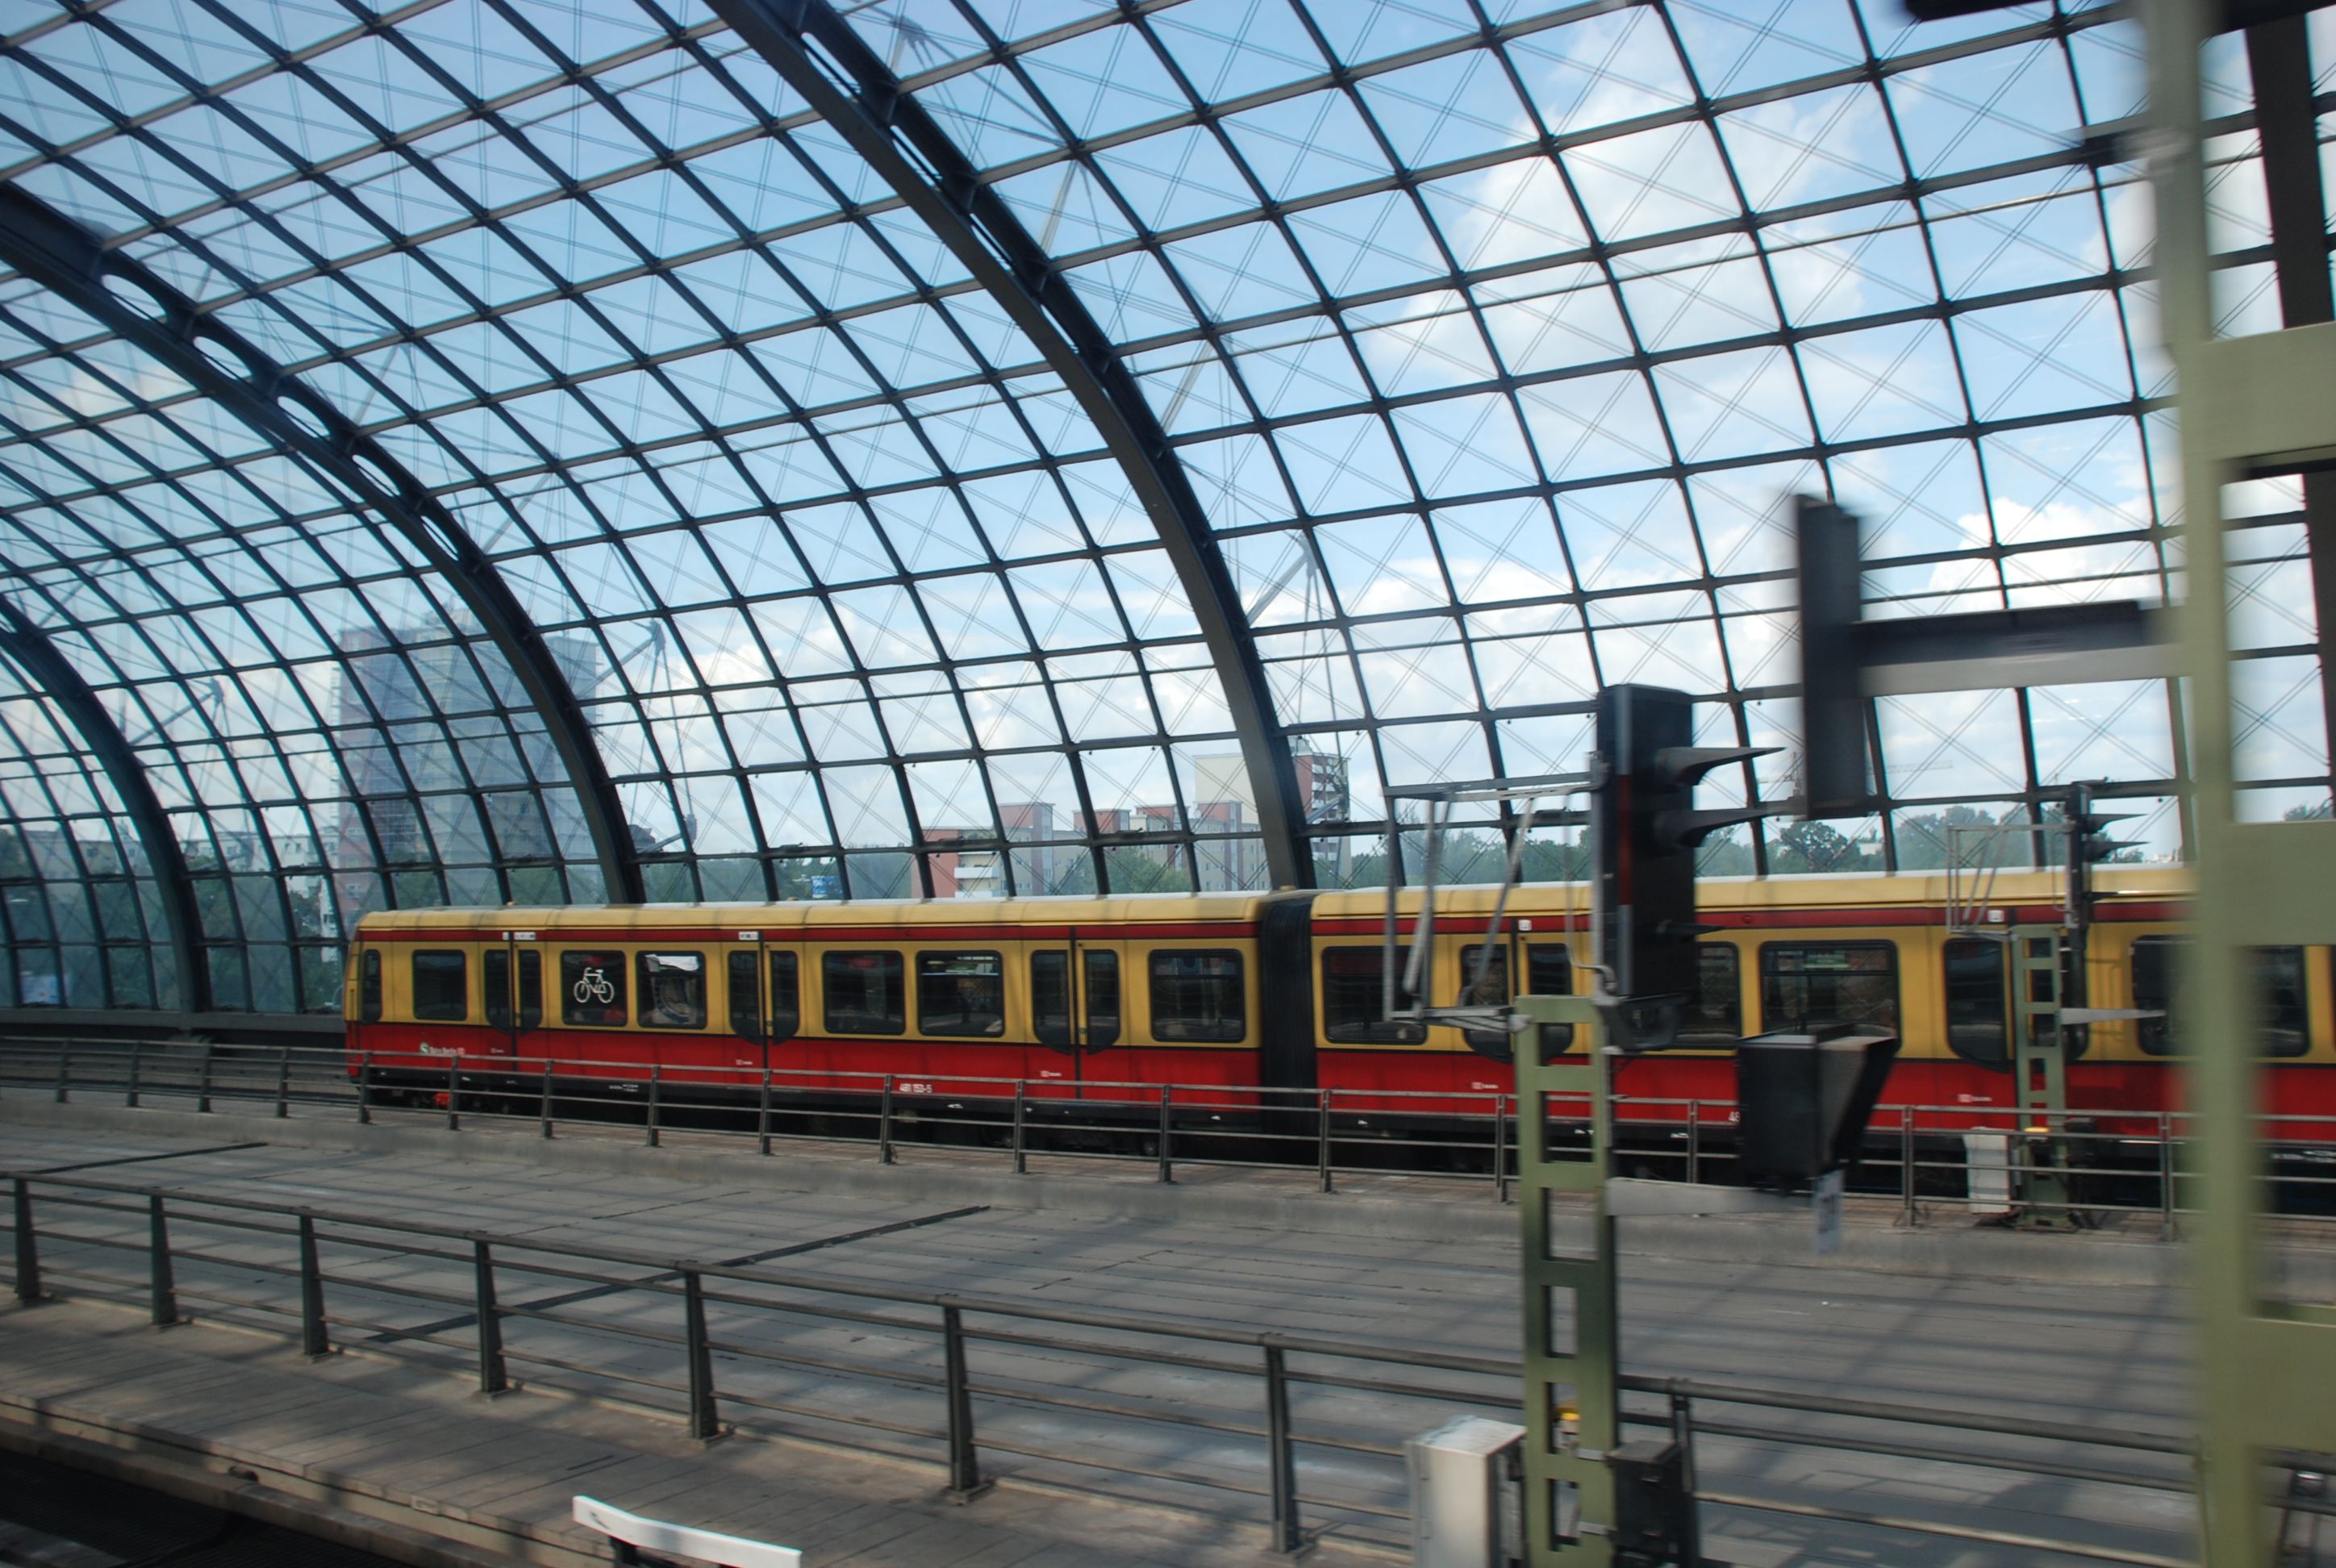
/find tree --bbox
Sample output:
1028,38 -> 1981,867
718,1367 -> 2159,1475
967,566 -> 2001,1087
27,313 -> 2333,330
1770,819 -> 1879,874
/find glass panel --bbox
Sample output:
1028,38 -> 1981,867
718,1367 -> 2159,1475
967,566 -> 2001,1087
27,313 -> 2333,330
728,950 -> 761,1039
1149,949 -> 1244,1042
1759,943 -> 1899,1033
485,947 -> 511,1031
1085,950 -> 1120,1049
2134,936 -> 2175,1057
824,950 -> 903,1035
770,952 -> 800,1038
1322,945 -> 1425,1044
2258,947 -> 2309,1058
1682,946 -> 1742,1045
1944,938 -> 2009,1065
2134,939 -> 2309,1058
411,949 -> 468,1022
360,947 -> 382,1022
517,949 -> 542,1030
1032,951 -> 1070,1046
561,949 -> 628,1027
917,951 -> 1004,1036
636,951 -> 707,1030
1527,943 -> 1575,1053
1461,945 -> 1511,1051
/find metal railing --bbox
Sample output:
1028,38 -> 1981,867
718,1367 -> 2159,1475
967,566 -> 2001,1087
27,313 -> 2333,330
5,1165 -> 2306,1566
3,1036 -> 2334,1224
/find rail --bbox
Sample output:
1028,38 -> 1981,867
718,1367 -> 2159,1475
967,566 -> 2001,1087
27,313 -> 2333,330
4,1036 -> 2334,1228
2,1165 -> 2306,1565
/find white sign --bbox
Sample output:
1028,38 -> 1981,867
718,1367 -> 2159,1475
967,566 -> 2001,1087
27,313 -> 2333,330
737,930 -> 761,940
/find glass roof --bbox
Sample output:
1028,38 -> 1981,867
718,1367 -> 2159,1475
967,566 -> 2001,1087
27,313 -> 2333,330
0,0 -> 2325,1015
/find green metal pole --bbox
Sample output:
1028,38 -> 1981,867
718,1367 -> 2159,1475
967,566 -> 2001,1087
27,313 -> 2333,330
1513,993 -> 1616,1565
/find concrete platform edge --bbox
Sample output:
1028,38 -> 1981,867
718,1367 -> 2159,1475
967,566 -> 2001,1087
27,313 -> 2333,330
0,1395 -> 587,1568
8,1098 -> 2323,1291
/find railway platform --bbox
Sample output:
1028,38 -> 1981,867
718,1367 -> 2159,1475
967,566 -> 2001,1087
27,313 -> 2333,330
2,1103 -> 2326,1565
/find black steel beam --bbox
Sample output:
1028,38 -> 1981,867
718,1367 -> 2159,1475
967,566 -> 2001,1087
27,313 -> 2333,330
2246,15 -> 2336,803
0,186 -> 646,903
705,0 -> 1312,890
0,600 -> 211,1014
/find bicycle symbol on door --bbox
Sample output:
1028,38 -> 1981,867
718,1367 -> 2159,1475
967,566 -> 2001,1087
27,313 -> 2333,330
572,966 -> 615,1005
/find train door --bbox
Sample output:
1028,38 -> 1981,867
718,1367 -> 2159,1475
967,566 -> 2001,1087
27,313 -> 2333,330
747,933 -> 803,1082
724,933 -> 769,1081
1031,930 -> 1123,1097
482,932 -> 543,1066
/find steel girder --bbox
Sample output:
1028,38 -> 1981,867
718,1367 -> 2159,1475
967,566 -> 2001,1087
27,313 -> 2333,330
705,0 -> 1313,891
2243,15 -> 2336,790
0,598 -> 212,1014
0,186 -> 649,906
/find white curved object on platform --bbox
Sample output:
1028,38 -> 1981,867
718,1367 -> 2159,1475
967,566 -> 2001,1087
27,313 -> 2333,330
572,1495 -> 802,1568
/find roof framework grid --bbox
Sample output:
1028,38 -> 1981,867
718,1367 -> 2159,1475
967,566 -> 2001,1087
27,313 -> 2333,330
0,0 -> 2328,1020
0,186 -> 646,907
706,0 -> 1313,890
0,597 -> 206,1012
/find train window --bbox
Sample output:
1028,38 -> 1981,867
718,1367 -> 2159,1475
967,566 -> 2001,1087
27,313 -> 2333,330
918,952 -> 1005,1036
486,950 -> 509,1030
1760,942 -> 1898,1034
824,951 -> 903,1036
1033,953 -> 1070,1045
411,950 -> 468,1022
728,952 -> 761,1039
1460,945 -> 1512,1053
1150,950 -> 1245,1041
484,949 -> 544,1032
770,952 -> 800,1038
1527,945 -> 1574,1052
1944,939 -> 2009,1066
1084,952 -> 1120,1048
1681,946 -> 1742,1045
1320,946 -> 1425,1044
2132,939 -> 2309,1057
636,952 -> 707,1030
359,949 -> 382,1023
561,949 -> 628,1027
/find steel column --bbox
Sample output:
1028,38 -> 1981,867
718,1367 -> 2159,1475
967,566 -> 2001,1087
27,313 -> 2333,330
148,1195 -> 178,1328
941,1304 -> 991,1501
701,0 -> 1312,890
0,187 -> 644,905
682,1270 -> 721,1441
2245,14 -> 2336,792
473,1239 -> 508,1395
0,603 -> 211,1013
12,1178 -> 41,1306
2146,3 -> 2336,1562
297,1213 -> 328,1358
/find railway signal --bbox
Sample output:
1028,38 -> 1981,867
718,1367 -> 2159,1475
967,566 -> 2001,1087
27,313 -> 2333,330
1592,683 -> 1771,1048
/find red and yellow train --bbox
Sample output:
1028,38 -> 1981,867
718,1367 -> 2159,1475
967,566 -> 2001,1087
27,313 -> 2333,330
342,866 -> 2334,1141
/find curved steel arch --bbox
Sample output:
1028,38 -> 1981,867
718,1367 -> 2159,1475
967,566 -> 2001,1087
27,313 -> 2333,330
0,599 -> 212,1014
0,186 -> 648,905
706,0 -> 1313,890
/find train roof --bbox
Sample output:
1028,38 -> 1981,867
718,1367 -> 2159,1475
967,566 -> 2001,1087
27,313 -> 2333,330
354,889 -> 1309,935
354,865 -> 2188,936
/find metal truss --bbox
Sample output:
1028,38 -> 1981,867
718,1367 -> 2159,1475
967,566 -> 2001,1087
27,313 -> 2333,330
0,0 -> 2323,1018
704,0 -> 1312,890
0,598 -> 210,1013
0,186 -> 646,906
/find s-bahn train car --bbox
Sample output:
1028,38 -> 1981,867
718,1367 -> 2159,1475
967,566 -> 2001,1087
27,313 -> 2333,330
342,865 -> 2336,1141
